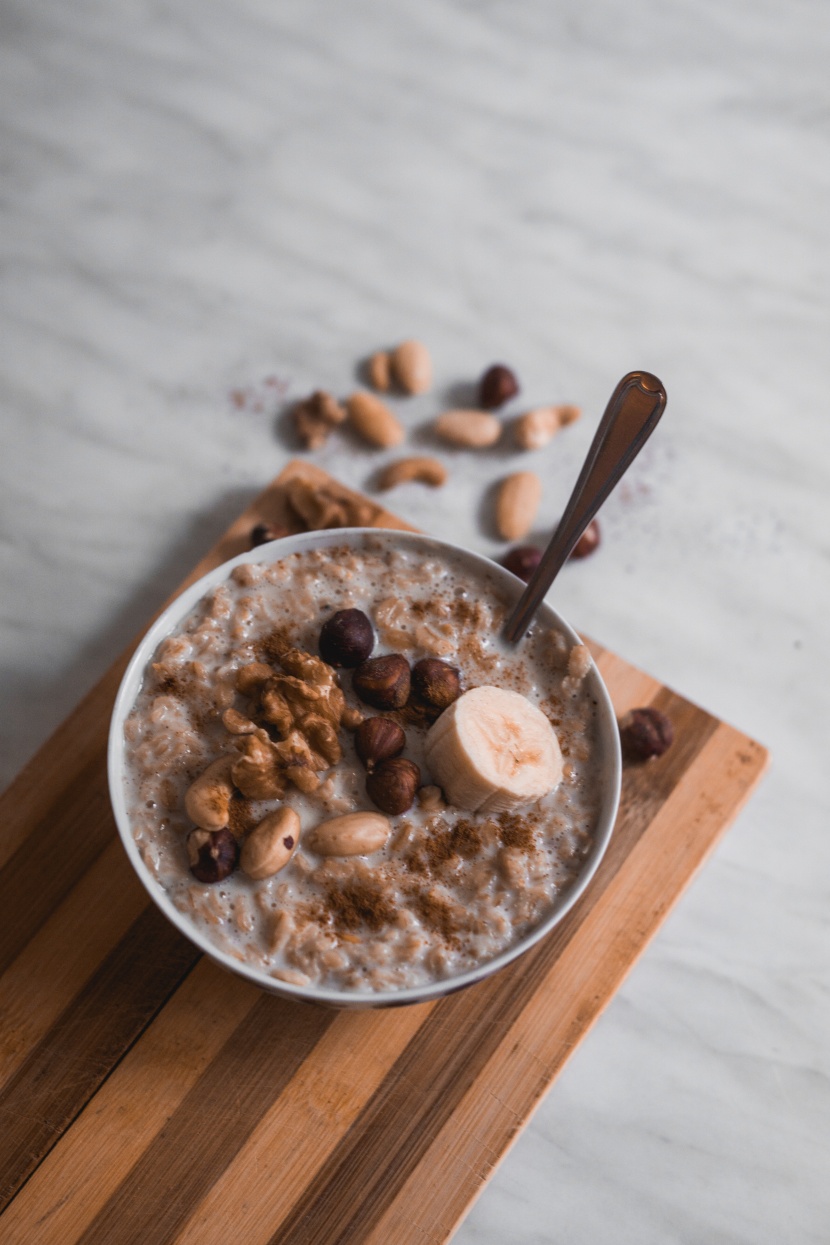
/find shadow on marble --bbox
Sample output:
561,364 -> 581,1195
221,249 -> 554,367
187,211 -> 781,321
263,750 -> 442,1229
0,487 -> 256,790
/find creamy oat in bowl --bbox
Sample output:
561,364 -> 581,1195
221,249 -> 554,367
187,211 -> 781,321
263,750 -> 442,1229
108,529 -> 621,1008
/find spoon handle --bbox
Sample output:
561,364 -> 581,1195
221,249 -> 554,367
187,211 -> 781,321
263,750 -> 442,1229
503,370 -> 667,644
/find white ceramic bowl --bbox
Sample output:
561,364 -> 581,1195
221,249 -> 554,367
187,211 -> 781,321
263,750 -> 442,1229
108,528 -> 621,1009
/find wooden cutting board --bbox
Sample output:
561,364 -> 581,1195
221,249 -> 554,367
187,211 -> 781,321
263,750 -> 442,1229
0,462 -> 768,1245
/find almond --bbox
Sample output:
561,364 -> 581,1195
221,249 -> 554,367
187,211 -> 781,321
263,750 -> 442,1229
495,471 -> 542,540
307,811 -> 391,856
390,340 -> 432,394
345,391 -> 405,448
377,456 -> 447,490
434,409 -> 501,448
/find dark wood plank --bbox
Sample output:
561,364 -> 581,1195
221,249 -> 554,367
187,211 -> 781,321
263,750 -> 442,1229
77,995 -> 336,1245
0,906 -> 200,1210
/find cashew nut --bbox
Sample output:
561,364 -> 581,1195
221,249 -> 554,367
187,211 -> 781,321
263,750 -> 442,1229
240,806 -> 301,880
377,456 -> 448,491
184,755 -> 236,830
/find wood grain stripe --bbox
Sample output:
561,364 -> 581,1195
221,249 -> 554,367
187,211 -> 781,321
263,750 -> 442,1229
362,721 -> 770,1245
0,961 -> 258,1245
75,994 -> 336,1245
0,758 -> 116,977
0,906 -> 200,1210
0,840 -> 148,1092
270,698 -> 720,1245
171,1003 -> 433,1245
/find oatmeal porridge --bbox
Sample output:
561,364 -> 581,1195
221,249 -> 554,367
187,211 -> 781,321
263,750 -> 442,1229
122,536 -> 604,993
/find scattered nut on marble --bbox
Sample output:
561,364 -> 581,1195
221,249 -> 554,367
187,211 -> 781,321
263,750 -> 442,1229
495,471 -> 542,540
377,456 -> 447,490
434,409 -> 501,448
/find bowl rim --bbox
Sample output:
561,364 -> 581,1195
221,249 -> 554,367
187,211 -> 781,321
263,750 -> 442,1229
108,527 -> 622,1008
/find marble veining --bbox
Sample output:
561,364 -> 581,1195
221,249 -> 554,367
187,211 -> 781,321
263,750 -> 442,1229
1,0 -> 828,1239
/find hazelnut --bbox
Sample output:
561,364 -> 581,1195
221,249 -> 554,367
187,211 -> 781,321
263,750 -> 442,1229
570,520 -> 601,559
187,827 -> 239,883
502,545 -> 542,582
352,654 -> 411,710
479,364 -> 519,409
411,659 -> 461,711
619,708 -> 674,761
355,717 -> 406,770
249,522 -> 290,549
366,757 -> 421,815
319,608 -> 375,668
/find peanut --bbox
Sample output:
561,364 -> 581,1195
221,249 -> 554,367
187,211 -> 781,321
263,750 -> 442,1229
377,456 -> 447,490
495,471 -> 542,541
390,340 -> 432,394
240,807 -> 301,880
434,409 -> 501,448
184,755 -> 236,831
345,391 -> 404,448
514,404 -> 581,450
307,811 -> 391,857
368,351 -> 391,391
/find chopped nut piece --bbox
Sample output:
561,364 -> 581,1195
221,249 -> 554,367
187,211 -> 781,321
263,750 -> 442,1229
293,390 -> 346,449
417,785 -> 447,813
284,477 -> 377,530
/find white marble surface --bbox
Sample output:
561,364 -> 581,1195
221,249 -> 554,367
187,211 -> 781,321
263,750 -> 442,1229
1,0 -> 828,1239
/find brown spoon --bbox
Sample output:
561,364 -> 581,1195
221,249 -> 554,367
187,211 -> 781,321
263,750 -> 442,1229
503,370 -> 667,644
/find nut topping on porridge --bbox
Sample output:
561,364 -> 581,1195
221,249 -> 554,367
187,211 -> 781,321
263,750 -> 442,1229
308,812 -> 391,856
352,653 -> 411,710
123,539 -> 602,993
240,807 -> 300,879
355,717 -> 406,770
319,608 -> 375,668
187,827 -> 238,883
184,755 -> 236,830
411,658 -> 461,712
366,757 -> 421,815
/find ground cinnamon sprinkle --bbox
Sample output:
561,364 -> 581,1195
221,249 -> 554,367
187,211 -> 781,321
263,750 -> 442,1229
228,796 -> 257,838
497,811 -> 536,852
410,889 -> 461,947
156,672 -> 192,697
406,816 -> 483,877
257,627 -> 292,664
323,879 -> 396,933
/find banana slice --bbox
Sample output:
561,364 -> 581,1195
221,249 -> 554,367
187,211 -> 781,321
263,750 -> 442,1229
423,686 -> 563,814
